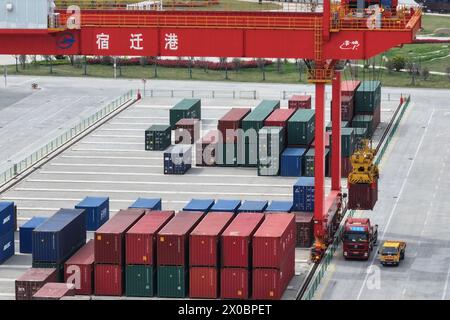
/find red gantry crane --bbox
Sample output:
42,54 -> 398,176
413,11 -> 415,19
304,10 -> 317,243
0,0 -> 422,261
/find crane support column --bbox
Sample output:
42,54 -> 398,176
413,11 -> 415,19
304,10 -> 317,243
314,82 -> 326,239
331,71 -> 342,191
322,0 -> 330,41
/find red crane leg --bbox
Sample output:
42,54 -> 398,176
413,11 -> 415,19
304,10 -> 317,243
331,71 -> 342,191
314,83 -> 326,240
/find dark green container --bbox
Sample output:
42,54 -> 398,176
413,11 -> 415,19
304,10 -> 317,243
241,100 -> 280,140
126,265 -> 155,297
145,124 -> 171,151
352,115 -> 374,137
170,99 -> 201,129
354,81 -> 381,113
240,143 -> 258,167
257,126 -> 286,176
353,127 -> 368,141
217,143 -> 238,167
287,109 -> 315,146
32,261 -> 65,282
325,121 -> 349,132
304,148 -> 330,177
157,266 -> 187,298
330,127 -> 355,157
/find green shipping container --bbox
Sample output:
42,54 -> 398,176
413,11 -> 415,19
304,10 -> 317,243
304,148 -> 331,177
240,143 -> 258,167
216,143 -> 238,167
287,109 -> 315,146
330,127 -> 355,157
352,115 -> 374,137
257,126 -> 286,176
353,127 -> 368,141
145,124 -> 172,151
170,99 -> 201,129
241,100 -> 280,141
126,265 -> 155,297
355,81 -> 381,113
157,266 -> 187,298
325,121 -> 349,132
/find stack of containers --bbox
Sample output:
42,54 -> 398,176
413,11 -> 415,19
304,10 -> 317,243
354,80 -> 381,134
293,177 -> 315,212
157,212 -> 204,298
0,202 -> 15,264
265,201 -> 293,213
280,147 -> 307,177
145,124 -> 171,151
175,119 -> 201,145
293,212 -> 314,247
75,196 -> 109,231
252,214 -> 296,300
32,283 -> 75,300
129,198 -> 162,210
335,127 -> 356,177
94,209 -> 145,296
288,95 -> 311,109
164,145 -> 192,174
221,213 -> 265,299
287,109 -> 315,147
237,201 -> 268,213
339,80 -> 361,122
218,108 -> 251,144
304,148 -> 331,177
64,240 -> 95,295
264,108 -> 296,139
15,268 -> 58,300
32,209 -> 86,281
196,130 -> 220,166
210,200 -> 241,213
19,217 -> 47,254
125,211 -> 175,297
352,115 -> 375,138
169,99 -> 201,129
257,126 -> 286,176
241,100 -> 280,167
189,213 -> 235,298
326,121 -> 349,131
183,199 -> 215,213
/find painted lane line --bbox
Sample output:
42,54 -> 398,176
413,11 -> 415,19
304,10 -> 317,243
97,128 -> 143,131
0,196 -> 204,205
80,141 -> 143,145
49,163 -> 160,168
91,134 -> 142,138
442,264 -> 450,300
0,279 -> 15,282
60,155 -> 159,160
37,170 -> 264,178
0,265 -> 30,269
70,148 -> 148,152
357,108 -> 435,300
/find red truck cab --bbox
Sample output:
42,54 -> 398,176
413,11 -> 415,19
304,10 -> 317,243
343,218 -> 378,260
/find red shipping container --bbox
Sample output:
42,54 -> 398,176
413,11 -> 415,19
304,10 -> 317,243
220,268 -> 250,299
288,95 -> 311,109
175,118 -> 201,144
125,211 -> 175,265
15,268 -> 58,300
221,213 -> 265,268
341,80 -> 361,96
95,264 -> 123,296
264,108 -> 296,128
348,179 -> 378,210
190,212 -> 234,266
332,95 -> 355,122
218,108 -> 251,143
32,283 -> 75,300
157,211 -> 204,266
253,213 -> 296,269
189,267 -> 218,299
196,130 -> 220,166
64,240 -> 94,295
252,249 -> 295,300
311,132 -> 331,148
342,156 -> 352,178
95,209 -> 146,265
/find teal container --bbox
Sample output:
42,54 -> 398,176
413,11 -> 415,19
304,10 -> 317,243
157,266 -> 187,298
353,127 -> 369,141
169,99 -> 201,129
352,115 -> 374,137
330,127 -> 355,157
241,100 -> 280,140
326,121 -> 349,132
257,126 -> 286,176
126,265 -> 155,297
287,109 -> 315,146
304,148 -> 330,177
217,143 -> 238,167
355,81 -> 381,113
145,124 -> 171,151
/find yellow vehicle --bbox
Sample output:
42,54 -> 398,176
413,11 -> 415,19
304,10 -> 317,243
378,241 -> 406,266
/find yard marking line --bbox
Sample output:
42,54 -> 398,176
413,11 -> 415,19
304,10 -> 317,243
0,293 -> 15,297
91,134 -> 141,138
80,141 -> 142,145
0,278 -> 16,282
26,178 -> 292,188
357,109 -> 435,300
49,163 -> 161,168
97,128 -> 143,131
60,155 -> 159,160
0,265 -> 29,269
14,187 -> 292,197
70,148 -> 148,152
443,265 -> 450,300
1,197 -> 200,205
37,170 -> 264,178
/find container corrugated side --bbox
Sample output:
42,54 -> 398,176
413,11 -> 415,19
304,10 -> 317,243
125,265 -> 155,297
0,201 -> 15,236
94,264 -> 123,296
0,230 -> 14,264
19,217 -> 47,254
15,268 -> 58,300
220,268 -> 250,299
75,197 -> 109,231
189,267 -> 218,299
157,265 -> 187,298
64,240 -> 94,295
32,283 -> 75,300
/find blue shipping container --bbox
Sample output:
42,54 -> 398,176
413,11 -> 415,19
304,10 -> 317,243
266,201 -> 294,212
0,230 -> 14,264
293,177 -> 315,212
164,145 -> 192,175
210,200 -> 241,213
129,198 -> 162,210
0,202 -> 15,236
281,148 -> 306,177
237,201 -> 268,213
183,199 -> 215,213
75,197 -> 109,231
32,209 -> 86,263
19,217 -> 48,254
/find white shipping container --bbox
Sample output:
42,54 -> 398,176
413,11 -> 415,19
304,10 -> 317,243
0,0 -> 50,29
